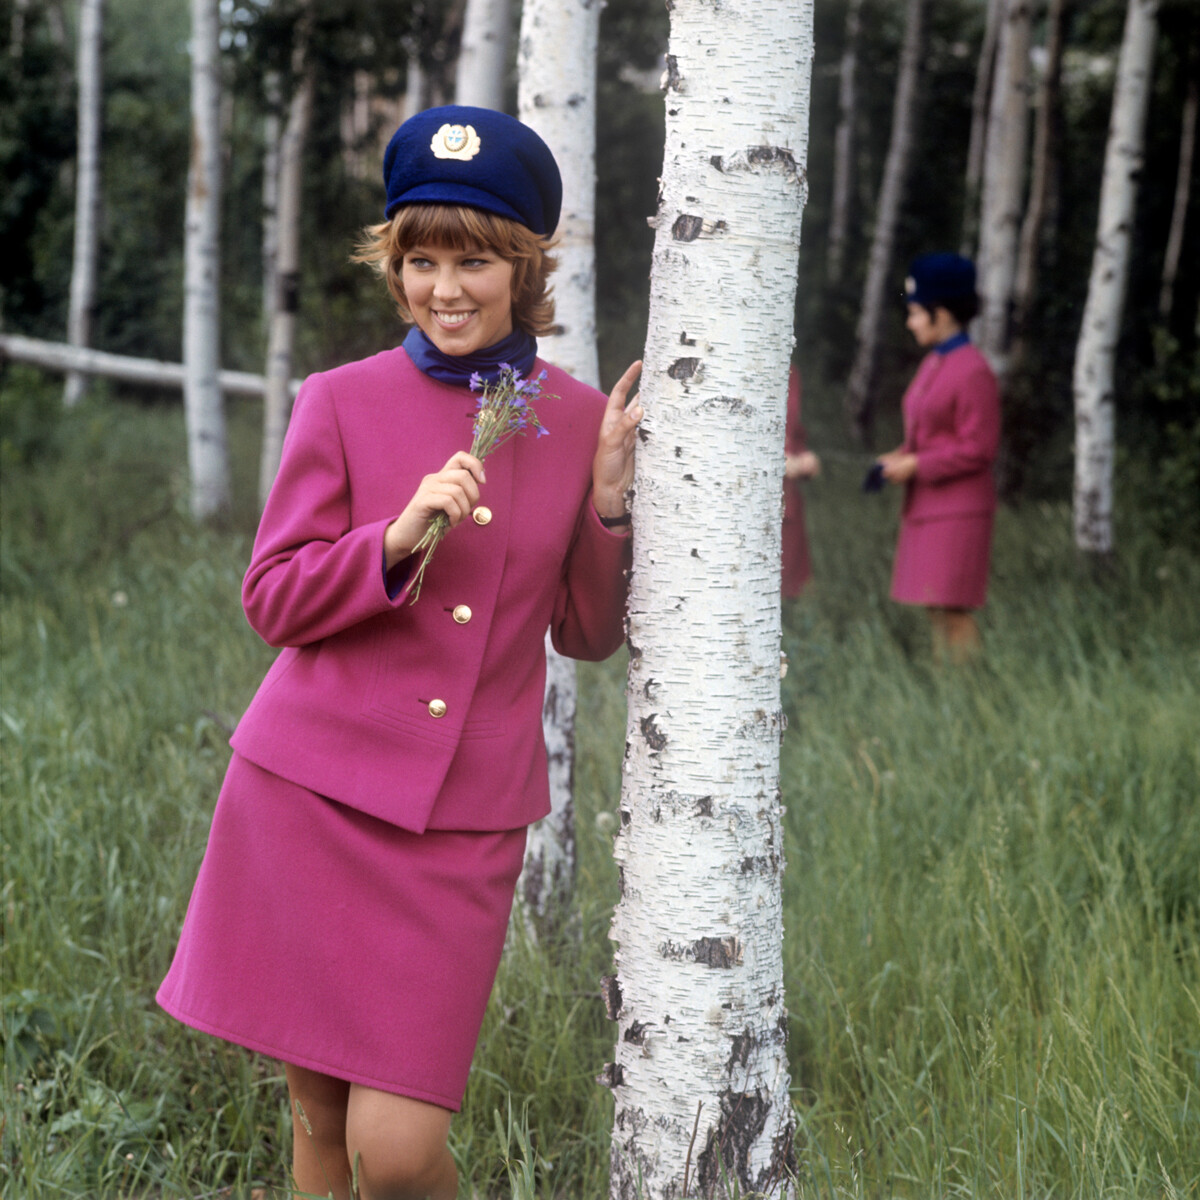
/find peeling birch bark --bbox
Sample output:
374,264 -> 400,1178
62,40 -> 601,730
607,3 -> 813,1196
515,0 -> 602,937
183,0 -> 230,521
1073,0 -> 1159,555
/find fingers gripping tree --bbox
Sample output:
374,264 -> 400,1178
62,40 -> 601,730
604,3 -> 813,1197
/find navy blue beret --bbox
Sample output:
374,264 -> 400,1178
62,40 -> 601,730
905,253 -> 977,308
382,105 -> 562,236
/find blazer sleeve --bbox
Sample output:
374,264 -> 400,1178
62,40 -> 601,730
550,500 -> 631,662
242,374 -> 407,647
913,357 -> 1001,485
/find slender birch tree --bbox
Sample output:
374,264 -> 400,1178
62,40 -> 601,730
259,17 -> 314,507
515,0 -> 602,935
1073,0 -> 1159,555
455,0 -> 510,111
843,0 -> 924,444
976,0 -> 1032,381
826,0 -> 862,286
183,0 -> 229,520
605,2 -> 813,1195
64,0 -> 104,408
262,71 -> 282,325
1159,64 -> 1196,321
961,0 -> 1002,257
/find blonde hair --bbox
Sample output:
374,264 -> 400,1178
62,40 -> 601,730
355,204 -> 557,337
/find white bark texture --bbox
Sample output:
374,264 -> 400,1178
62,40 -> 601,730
606,3 -> 812,1196
961,0 -> 1002,257
455,0 -> 511,111
1072,0 -> 1159,555
976,0 -> 1032,378
843,0 -> 924,441
183,0 -> 229,521
65,0 -> 104,408
261,72 -> 282,324
826,0 -> 862,285
515,0 -> 602,933
259,41 -> 314,509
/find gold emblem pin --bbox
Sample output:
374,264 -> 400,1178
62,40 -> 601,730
431,123 -> 481,161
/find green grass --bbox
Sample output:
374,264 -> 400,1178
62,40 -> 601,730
2,381 -> 1197,1197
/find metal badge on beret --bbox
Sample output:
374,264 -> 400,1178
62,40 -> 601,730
431,123 -> 481,161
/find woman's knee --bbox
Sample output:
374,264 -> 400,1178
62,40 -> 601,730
346,1088 -> 455,1200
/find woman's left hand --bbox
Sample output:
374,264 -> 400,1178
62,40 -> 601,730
592,360 -> 644,520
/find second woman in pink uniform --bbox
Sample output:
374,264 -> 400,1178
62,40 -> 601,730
877,253 -> 1001,662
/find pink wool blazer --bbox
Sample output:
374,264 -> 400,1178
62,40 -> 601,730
900,343 -> 1001,521
230,346 -> 630,834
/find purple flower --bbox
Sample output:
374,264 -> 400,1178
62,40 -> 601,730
536,423 -> 549,438
469,371 -> 484,391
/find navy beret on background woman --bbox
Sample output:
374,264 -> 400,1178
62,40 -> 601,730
157,106 -> 643,1200
875,253 -> 1001,663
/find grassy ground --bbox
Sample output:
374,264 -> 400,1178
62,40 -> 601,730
1,379 -> 1197,1198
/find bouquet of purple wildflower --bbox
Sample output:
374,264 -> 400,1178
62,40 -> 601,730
407,364 -> 552,603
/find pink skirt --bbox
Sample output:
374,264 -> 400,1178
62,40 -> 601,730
157,754 -> 526,1111
890,512 -> 993,610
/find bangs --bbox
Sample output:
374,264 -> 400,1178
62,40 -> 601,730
391,204 -> 527,257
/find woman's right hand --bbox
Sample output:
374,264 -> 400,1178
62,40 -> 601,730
384,451 -> 486,568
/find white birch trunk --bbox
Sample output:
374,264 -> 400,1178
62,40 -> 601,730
976,0 -> 1033,380
826,0 -> 862,286
1159,68 -> 1196,320
262,71 -> 282,326
259,35 -> 314,508
405,45 -> 425,117
183,0 -> 229,521
605,2 -> 813,1195
1013,0 -> 1068,332
64,0 -> 104,408
843,0 -> 924,443
455,0 -> 511,111
962,0 -> 1002,257
1072,0 -> 1159,555
515,0 -> 602,935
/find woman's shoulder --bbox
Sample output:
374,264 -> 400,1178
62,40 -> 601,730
304,345 -> 412,391
535,360 -> 608,409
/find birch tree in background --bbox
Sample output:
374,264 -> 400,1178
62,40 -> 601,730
1159,63 -> 1196,321
259,18 -> 314,507
843,0 -> 924,444
1073,0 -> 1159,555
1013,0 -> 1069,338
976,0 -> 1032,381
261,71 -> 281,325
961,0 -> 1002,257
455,0 -> 510,111
515,0 -> 601,936
826,0 -> 862,286
604,1 -> 813,1194
183,0 -> 229,521
64,0 -> 104,408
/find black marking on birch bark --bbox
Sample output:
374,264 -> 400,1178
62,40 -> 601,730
668,357 -> 700,381
617,863 -> 626,898
623,1020 -> 649,1045
640,714 -> 667,751
663,54 -> 681,90
692,935 -> 743,968
747,145 -> 798,170
566,91 -> 586,108
691,547 -> 700,558
596,1061 -> 624,1089
696,1090 -> 772,1196
710,154 -> 724,172
620,807 -> 631,827
679,332 -> 696,346
675,445 -> 684,457
695,795 -> 713,817
600,974 -> 623,1020
727,1029 -> 755,1072
682,473 -> 695,482
672,213 -> 704,242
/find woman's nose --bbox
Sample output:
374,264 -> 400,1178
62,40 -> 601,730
432,268 -> 461,301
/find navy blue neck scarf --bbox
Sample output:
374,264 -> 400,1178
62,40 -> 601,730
935,330 -> 971,356
402,325 -> 538,388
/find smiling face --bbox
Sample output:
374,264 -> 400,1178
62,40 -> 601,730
401,243 -> 515,357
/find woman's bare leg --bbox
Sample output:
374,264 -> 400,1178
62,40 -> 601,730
929,607 -> 981,664
285,1063 -> 353,1200
346,1087 -> 457,1200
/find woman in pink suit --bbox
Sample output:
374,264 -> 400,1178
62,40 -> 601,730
157,107 -> 642,1200
782,365 -> 820,597
877,253 -> 1000,662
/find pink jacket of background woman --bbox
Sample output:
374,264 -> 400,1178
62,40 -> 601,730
900,343 -> 1000,521
230,346 -> 630,835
